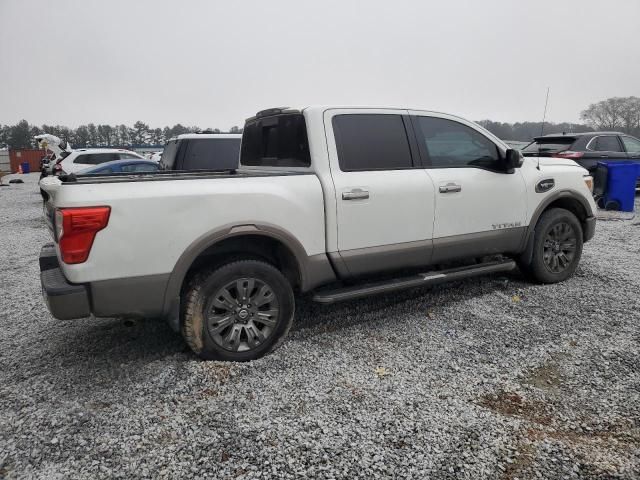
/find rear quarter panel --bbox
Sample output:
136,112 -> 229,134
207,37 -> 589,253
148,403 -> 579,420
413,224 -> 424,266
52,175 -> 326,284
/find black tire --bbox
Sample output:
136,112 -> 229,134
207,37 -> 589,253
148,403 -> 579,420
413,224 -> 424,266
604,200 -> 620,211
181,259 -> 294,361
522,208 -> 583,284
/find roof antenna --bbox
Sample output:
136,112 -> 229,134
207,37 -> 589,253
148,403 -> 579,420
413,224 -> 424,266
537,87 -> 550,171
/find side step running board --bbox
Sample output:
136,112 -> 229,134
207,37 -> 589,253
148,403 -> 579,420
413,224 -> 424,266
312,259 -> 516,304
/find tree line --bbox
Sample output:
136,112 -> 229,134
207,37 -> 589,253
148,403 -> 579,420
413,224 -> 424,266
1,96 -> 638,149
0,121 -> 243,150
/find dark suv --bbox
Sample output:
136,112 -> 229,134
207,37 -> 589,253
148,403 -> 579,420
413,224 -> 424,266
522,132 -> 640,181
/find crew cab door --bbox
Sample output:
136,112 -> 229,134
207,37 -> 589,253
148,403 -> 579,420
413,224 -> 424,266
324,109 -> 435,277
409,112 -> 527,262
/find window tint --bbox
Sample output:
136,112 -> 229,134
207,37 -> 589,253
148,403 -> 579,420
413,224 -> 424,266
120,163 -> 158,172
74,153 -> 118,165
591,136 -> 623,152
332,114 -> 413,171
181,138 -> 241,170
118,153 -> 141,160
621,136 -> 640,153
522,138 -> 575,155
241,114 -> 310,168
416,117 -> 500,168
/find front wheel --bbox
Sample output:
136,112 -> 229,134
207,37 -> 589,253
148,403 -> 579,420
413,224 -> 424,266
181,259 -> 295,361
521,208 -> 584,284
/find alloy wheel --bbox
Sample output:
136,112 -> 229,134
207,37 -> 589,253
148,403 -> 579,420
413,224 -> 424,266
205,278 -> 279,352
542,222 -> 577,273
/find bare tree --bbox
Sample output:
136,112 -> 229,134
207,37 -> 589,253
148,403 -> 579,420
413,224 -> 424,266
580,96 -> 640,135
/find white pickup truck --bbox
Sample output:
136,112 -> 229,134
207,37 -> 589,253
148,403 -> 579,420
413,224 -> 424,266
40,106 -> 597,361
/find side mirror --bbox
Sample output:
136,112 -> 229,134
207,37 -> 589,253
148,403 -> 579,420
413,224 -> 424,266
503,148 -> 523,173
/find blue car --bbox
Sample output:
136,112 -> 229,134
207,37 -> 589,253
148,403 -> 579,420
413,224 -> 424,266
78,159 -> 159,175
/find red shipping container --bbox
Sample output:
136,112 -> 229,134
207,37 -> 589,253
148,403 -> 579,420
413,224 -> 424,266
9,149 -> 45,173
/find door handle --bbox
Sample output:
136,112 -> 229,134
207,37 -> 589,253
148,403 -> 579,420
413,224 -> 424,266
342,188 -> 369,200
439,183 -> 462,193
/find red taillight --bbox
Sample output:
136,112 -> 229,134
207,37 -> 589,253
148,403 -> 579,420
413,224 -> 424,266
553,151 -> 584,159
57,207 -> 111,264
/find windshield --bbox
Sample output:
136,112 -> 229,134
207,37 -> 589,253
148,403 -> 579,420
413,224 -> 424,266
522,137 -> 576,156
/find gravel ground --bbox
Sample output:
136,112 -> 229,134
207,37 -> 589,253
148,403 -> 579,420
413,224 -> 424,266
1,173 -> 639,479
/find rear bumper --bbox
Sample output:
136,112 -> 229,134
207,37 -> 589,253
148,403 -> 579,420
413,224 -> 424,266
39,243 -> 169,321
584,216 -> 596,242
40,244 -> 91,320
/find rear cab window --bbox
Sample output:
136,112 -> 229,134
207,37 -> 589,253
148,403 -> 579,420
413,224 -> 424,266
241,113 -> 311,168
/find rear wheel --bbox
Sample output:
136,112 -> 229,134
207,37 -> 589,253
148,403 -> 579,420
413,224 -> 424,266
181,259 -> 294,361
521,208 -> 583,284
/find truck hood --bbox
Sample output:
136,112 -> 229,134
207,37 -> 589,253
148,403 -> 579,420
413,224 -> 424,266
525,156 -> 588,173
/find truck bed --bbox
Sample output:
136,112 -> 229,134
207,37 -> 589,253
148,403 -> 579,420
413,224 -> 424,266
40,170 -> 328,286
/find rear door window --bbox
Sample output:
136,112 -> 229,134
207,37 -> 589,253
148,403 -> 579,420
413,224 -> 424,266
621,136 -> 640,154
415,116 -> 500,169
332,114 -> 414,171
74,153 -> 118,165
590,136 -> 623,152
182,138 -> 241,170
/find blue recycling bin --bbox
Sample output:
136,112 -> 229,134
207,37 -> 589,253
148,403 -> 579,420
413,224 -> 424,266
598,162 -> 639,212
20,162 -> 30,174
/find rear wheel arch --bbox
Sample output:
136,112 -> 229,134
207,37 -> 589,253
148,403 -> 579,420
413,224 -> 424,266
162,225 -> 307,319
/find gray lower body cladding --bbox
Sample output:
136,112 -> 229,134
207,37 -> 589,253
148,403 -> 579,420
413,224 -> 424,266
40,244 -> 168,320
331,227 -> 526,278
583,216 -> 596,242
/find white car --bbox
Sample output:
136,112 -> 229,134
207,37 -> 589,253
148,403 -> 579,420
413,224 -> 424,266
52,148 -> 144,175
39,106 -> 597,362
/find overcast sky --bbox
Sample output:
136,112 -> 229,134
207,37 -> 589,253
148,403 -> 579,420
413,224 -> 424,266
1,0 -> 639,129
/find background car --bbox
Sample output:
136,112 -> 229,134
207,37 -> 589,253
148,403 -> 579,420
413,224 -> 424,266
523,132 -> 640,192
51,148 -> 145,175
522,131 -> 640,170
77,159 -> 159,175
159,133 -> 241,171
